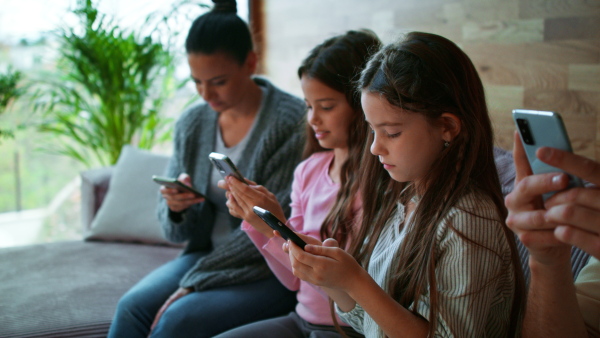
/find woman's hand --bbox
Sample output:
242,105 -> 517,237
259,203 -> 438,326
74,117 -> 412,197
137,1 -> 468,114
286,236 -> 366,292
160,173 -> 204,213
223,176 -> 286,237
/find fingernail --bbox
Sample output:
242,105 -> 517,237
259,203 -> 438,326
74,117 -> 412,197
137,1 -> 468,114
554,225 -> 568,239
552,174 -> 563,185
538,147 -> 552,162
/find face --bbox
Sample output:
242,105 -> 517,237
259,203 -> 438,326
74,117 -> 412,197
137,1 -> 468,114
187,51 -> 255,112
362,91 -> 446,185
301,76 -> 354,151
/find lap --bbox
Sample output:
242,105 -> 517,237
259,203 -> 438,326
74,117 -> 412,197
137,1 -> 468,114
213,312 -> 361,338
151,275 -> 297,338
120,251 -> 207,310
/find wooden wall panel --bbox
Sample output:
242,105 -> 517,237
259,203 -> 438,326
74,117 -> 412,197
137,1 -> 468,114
520,0 -> 600,19
262,0 -> 600,159
545,17 -> 600,41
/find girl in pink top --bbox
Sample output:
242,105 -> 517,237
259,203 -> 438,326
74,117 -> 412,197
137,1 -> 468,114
215,30 -> 381,337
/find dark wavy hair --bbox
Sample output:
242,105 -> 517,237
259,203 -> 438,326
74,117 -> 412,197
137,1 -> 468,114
351,31 -> 525,336
185,0 -> 252,64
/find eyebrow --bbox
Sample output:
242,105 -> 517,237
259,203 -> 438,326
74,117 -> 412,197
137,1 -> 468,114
305,98 -> 336,102
370,122 -> 403,127
191,74 -> 227,83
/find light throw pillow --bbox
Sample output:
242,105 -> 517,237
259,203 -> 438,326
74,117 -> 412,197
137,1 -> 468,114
85,145 -> 181,247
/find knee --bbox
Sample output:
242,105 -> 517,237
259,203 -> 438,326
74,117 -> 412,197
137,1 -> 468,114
114,288 -> 147,319
151,307 -> 199,337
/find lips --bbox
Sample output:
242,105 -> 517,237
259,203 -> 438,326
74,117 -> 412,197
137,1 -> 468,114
209,101 -> 222,109
314,130 -> 329,140
380,157 -> 394,170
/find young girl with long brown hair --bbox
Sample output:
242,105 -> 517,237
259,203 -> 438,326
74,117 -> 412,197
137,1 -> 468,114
215,30 -> 381,337
287,31 -> 525,337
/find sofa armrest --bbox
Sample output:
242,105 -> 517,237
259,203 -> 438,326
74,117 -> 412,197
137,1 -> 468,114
80,167 -> 114,232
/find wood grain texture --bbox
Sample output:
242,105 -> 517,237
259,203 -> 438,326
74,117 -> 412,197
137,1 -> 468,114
545,17 -> 600,41
262,0 -> 600,158
520,0 -> 600,19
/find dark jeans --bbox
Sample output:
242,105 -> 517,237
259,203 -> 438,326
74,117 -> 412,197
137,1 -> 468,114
214,312 -> 364,338
108,252 -> 297,338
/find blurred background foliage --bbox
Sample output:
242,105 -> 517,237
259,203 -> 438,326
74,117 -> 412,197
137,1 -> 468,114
0,0 -> 209,215
31,0 -> 206,166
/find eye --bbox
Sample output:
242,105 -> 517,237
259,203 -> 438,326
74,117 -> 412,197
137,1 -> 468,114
213,80 -> 226,86
387,131 -> 401,138
321,105 -> 334,111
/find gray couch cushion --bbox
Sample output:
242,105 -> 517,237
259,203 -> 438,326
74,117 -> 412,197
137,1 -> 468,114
84,146 -> 179,246
0,241 -> 180,337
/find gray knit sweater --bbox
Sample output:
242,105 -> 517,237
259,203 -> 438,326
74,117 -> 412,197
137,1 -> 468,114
157,77 -> 306,291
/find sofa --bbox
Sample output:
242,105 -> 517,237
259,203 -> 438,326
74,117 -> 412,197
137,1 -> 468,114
0,146 -> 591,337
0,146 -> 182,337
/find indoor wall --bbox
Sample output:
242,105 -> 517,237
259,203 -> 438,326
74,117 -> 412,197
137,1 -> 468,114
258,0 -> 600,158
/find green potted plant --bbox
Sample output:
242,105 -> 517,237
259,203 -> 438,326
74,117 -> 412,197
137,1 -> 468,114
0,67 -> 25,143
32,0 -> 198,167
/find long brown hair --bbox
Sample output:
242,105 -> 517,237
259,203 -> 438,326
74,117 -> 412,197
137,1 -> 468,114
297,30 -> 381,335
297,29 -> 381,248
351,32 -> 525,336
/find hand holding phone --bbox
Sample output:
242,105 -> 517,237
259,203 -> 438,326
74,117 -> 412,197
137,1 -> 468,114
512,109 -> 583,200
209,152 -> 247,184
253,206 -> 307,249
152,175 -> 205,198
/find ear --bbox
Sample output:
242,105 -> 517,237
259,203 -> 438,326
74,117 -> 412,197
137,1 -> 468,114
439,113 -> 461,142
244,51 -> 258,74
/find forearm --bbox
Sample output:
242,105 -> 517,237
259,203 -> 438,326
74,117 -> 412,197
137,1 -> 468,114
346,269 -> 428,337
319,286 -> 355,311
523,257 -> 588,338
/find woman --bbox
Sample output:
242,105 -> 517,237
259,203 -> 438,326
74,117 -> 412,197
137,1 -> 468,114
108,1 -> 305,337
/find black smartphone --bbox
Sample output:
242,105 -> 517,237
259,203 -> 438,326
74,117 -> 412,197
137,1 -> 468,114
208,152 -> 247,184
252,206 -> 307,250
152,175 -> 205,198
513,109 -> 584,200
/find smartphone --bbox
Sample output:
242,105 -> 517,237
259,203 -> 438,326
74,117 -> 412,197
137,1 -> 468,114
252,206 -> 307,250
512,109 -> 584,200
152,175 -> 205,198
208,152 -> 247,184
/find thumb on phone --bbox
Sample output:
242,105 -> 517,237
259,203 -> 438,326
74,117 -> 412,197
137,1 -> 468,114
178,173 -> 192,186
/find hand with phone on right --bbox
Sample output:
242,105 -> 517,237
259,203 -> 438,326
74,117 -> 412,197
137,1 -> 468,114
506,132 -> 600,261
505,132 -> 600,338
160,173 -> 205,212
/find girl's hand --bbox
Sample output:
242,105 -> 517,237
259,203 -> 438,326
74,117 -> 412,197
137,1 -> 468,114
160,173 -> 205,212
225,176 -> 286,237
287,236 -> 366,292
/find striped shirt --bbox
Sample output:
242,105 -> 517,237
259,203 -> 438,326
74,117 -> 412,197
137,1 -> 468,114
337,188 -> 516,337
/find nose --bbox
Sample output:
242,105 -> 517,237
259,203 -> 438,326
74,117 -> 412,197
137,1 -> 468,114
370,132 -> 386,156
307,108 -> 320,126
197,84 -> 215,102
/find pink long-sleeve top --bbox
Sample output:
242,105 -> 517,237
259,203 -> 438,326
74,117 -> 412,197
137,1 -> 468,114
241,151 -> 352,326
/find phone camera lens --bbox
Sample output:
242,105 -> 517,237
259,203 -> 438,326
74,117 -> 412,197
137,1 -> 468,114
516,118 -> 535,145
